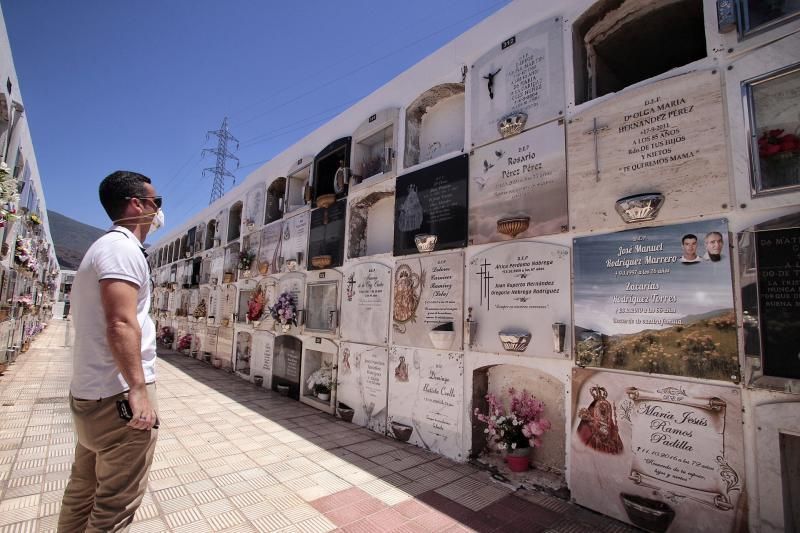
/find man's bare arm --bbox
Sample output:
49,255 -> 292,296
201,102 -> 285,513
99,279 -> 156,430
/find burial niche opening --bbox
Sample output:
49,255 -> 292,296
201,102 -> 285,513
228,201 -> 243,242
347,190 -> 394,259
471,364 -> 566,490
313,138 -> 352,205
265,178 -> 286,224
573,0 -> 706,104
404,83 -> 465,168
205,219 -> 216,250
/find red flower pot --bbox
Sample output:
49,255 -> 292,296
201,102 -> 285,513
505,454 -> 530,472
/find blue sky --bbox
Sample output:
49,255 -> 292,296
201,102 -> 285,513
2,0 -> 510,234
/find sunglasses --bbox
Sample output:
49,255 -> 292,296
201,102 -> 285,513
125,196 -> 162,209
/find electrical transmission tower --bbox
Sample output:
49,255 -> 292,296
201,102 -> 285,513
202,116 -> 240,205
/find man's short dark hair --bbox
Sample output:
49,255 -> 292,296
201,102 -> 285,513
98,171 -> 152,221
682,234 -> 697,244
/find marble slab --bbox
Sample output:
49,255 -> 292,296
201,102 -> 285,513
340,262 -> 391,345
392,252 -> 464,350
468,241 -> 571,357
387,346 -> 464,461
469,121 -> 567,245
470,16 -> 565,148
337,342 -> 389,434
570,368 -> 745,533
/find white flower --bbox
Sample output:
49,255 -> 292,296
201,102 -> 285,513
484,428 -> 489,433
511,442 -> 517,449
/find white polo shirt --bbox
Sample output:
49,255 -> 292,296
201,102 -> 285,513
69,225 -> 157,399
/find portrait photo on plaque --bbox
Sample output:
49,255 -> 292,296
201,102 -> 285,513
469,121 -> 567,245
470,17 -> 565,149
393,154 -> 468,256
573,219 -> 738,382
570,368 -> 745,533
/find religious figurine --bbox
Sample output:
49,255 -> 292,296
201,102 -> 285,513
483,67 -> 501,99
393,264 -> 422,325
398,184 -> 423,232
333,160 -> 350,195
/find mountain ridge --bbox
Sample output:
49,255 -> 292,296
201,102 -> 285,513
46,210 -> 106,270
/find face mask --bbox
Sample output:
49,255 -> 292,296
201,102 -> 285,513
113,208 -> 165,233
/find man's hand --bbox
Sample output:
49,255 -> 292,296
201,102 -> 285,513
127,384 -> 157,431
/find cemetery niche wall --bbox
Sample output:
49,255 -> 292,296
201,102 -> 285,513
468,241 -> 570,357
567,70 -> 730,232
394,154 -> 468,256
469,16 -> 565,149
308,198 -> 346,269
573,219 -> 739,383
570,368 -> 746,533
388,346 -> 464,461
336,342 -> 389,433
469,121 -> 568,245
340,262 -> 391,346
392,252 -> 463,351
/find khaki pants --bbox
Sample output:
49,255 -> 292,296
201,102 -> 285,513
58,384 -> 158,533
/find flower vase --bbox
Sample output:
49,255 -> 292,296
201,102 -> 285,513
506,447 -> 531,472
318,392 -> 330,402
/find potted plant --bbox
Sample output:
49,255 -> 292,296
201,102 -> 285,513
306,362 -> 334,401
474,387 -> 552,472
269,291 -> 297,333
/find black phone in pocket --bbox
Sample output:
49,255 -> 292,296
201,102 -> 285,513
116,399 -> 160,429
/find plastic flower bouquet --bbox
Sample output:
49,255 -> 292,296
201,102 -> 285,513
269,291 -> 297,332
246,287 -> 265,322
474,387 -> 551,452
177,333 -> 192,351
306,361 -> 334,395
238,250 -> 255,271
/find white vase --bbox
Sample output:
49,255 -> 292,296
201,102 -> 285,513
318,392 -> 330,401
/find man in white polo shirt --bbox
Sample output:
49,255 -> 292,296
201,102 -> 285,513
59,171 -> 164,532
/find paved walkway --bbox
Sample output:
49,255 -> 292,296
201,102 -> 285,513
0,320 -> 637,532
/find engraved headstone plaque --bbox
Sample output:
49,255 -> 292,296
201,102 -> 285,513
568,70 -> 730,232
251,330 -> 275,387
470,17 -> 565,148
570,368 -> 746,533
755,226 -> 800,379
387,347 -> 464,460
469,122 -> 567,245
272,335 -> 302,400
337,342 -> 389,434
394,155 -> 468,256
392,252 -> 463,350
340,262 -> 391,345
281,211 -> 309,272
468,241 -> 571,356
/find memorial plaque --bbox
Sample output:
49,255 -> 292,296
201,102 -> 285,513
573,219 -> 738,382
469,122 -> 567,245
387,347 -> 464,460
272,334 -> 302,400
392,252 -> 463,350
251,330 -> 275,387
244,186 -> 265,227
755,226 -> 800,379
568,70 -> 730,232
340,262 -> 391,345
210,249 -> 224,282
281,211 -> 309,272
394,155 -> 468,256
570,368 -> 746,533
257,222 -> 282,274
308,199 -> 346,269
470,17 -> 565,148
204,326 -> 219,356
468,241 -> 570,357
337,342 -> 389,434
215,325 -> 233,366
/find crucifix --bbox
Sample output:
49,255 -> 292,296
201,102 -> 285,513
477,259 -> 493,310
346,274 -> 356,297
583,117 -> 608,182
483,68 -> 501,100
